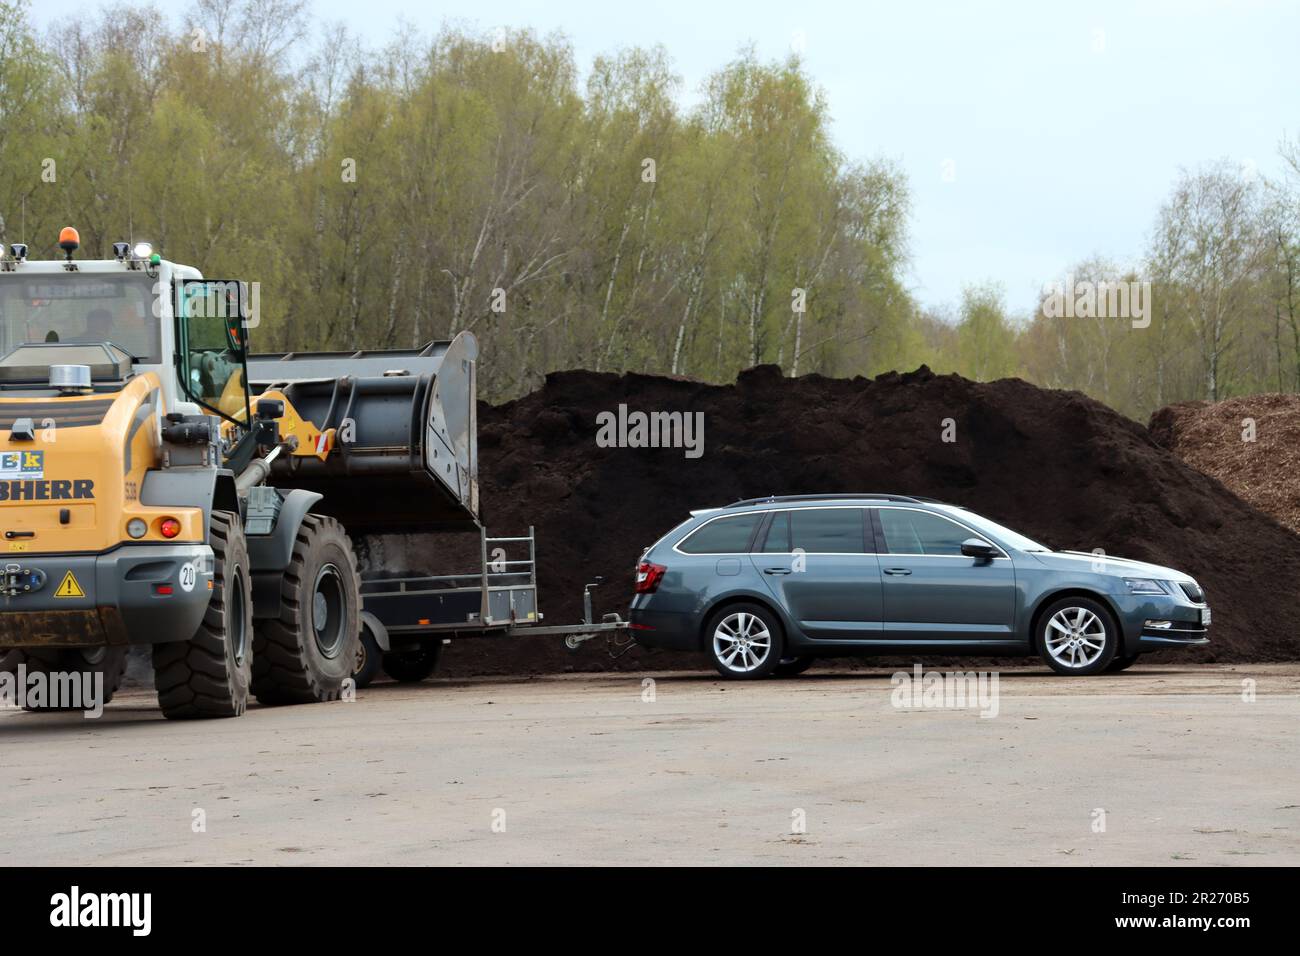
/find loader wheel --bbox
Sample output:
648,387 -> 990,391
2,647 -> 128,711
381,644 -> 443,683
152,510 -> 253,719
252,515 -> 360,704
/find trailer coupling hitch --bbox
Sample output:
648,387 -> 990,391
2,564 -> 46,597
582,577 -> 605,625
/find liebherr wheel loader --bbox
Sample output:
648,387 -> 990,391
0,229 -> 481,718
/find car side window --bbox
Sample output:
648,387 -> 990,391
760,511 -> 792,552
878,509 -> 973,556
677,513 -> 763,554
788,508 -> 865,553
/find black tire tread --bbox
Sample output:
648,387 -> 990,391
152,510 -> 251,719
252,515 -> 361,704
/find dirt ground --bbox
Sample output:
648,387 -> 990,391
1,664 -> 1297,866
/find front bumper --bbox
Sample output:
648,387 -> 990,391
1110,590 -> 1210,654
0,542 -> 214,648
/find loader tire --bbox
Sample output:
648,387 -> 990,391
2,647 -> 128,711
152,511 -> 253,719
252,515 -> 360,705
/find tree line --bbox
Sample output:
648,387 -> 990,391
0,0 -> 1296,418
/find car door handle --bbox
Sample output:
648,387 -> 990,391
763,568 -> 793,575
883,568 -> 912,576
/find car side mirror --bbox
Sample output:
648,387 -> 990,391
961,538 -> 998,560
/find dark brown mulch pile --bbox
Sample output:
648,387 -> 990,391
377,365 -> 1300,676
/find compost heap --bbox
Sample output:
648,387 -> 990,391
1150,393 -> 1300,535
394,365 -> 1300,675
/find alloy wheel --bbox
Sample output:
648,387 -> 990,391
1045,606 -> 1107,669
712,611 -> 772,673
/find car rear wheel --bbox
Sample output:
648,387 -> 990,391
1037,597 -> 1118,676
705,604 -> 784,680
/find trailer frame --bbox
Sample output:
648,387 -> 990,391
359,526 -> 627,651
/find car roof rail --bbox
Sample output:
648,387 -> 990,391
725,493 -> 925,508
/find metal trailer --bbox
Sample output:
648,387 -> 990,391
352,525 -> 627,686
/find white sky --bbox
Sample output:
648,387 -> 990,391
26,0 -> 1300,318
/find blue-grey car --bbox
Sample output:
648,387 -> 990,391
629,494 -> 1210,678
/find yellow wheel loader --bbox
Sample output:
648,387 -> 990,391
0,229 -> 482,718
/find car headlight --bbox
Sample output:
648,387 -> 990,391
1123,577 -> 1165,595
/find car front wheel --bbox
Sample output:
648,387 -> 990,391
774,655 -> 816,677
1037,597 -> 1118,676
1105,653 -> 1141,673
704,604 -> 784,680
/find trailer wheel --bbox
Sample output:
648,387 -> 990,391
252,515 -> 361,704
2,647 -> 129,711
353,619 -> 383,689
381,644 -> 443,683
153,510 -> 253,719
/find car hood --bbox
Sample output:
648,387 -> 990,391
1030,550 -> 1195,583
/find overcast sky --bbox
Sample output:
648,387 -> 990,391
27,0 -> 1299,317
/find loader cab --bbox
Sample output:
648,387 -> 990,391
175,278 -> 253,424
0,271 -> 162,385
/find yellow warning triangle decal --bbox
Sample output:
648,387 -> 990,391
54,570 -> 85,598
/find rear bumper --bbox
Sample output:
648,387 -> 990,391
0,542 -> 214,648
628,604 -> 700,652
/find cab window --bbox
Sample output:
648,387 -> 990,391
178,282 -> 248,419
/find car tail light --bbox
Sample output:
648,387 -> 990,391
634,561 -> 666,594
159,517 -> 181,539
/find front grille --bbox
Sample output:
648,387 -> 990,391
1179,582 -> 1205,603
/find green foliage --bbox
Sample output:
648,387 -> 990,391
2,1 -> 1296,419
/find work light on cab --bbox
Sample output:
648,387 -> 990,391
58,226 -> 79,262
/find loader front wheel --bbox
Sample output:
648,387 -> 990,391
252,515 -> 360,705
153,510 -> 253,719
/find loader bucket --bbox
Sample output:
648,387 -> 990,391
245,331 -> 480,534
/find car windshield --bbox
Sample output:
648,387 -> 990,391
0,273 -> 160,365
939,506 -> 1051,552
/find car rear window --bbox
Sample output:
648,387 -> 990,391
677,513 -> 763,553
762,508 -> 866,553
